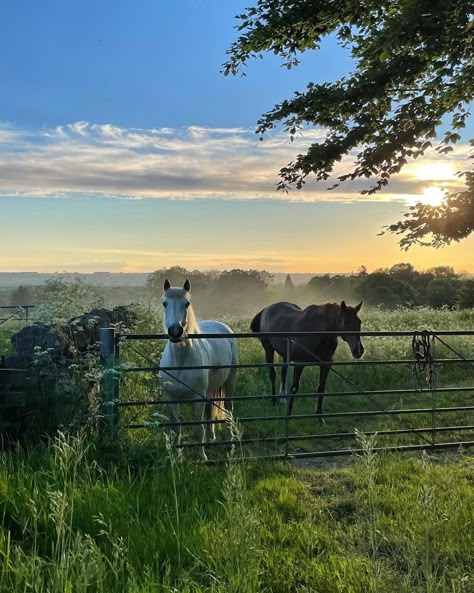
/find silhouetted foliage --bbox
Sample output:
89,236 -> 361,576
457,279 -> 474,308
426,278 -> 458,309
307,263 -> 470,309
224,0 -> 474,248
146,266 -> 211,294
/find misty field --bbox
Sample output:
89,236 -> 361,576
1,306 -> 474,592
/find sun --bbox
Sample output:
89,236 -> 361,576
420,186 -> 446,207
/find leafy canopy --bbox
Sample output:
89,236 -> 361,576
223,0 -> 474,248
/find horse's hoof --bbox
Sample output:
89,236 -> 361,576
315,414 -> 326,425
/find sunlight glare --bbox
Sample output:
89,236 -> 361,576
420,186 -> 445,207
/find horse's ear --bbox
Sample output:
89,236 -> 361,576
183,278 -> 191,292
340,300 -> 347,311
163,278 -> 171,291
355,301 -> 363,313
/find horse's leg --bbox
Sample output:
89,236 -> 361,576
262,341 -> 277,405
166,398 -> 181,447
192,397 -> 208,461
280,361 -> 287,402
288,365 -> 304,416
205,392 -> 217,443
316,364 -> 331,416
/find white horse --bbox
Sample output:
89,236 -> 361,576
159,278 -> 238,460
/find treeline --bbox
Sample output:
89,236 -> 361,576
147,264 -> 474,311
3,263 -> 473,316
307,264 -> 474,310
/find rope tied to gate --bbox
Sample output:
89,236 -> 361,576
412,331 -> 434,390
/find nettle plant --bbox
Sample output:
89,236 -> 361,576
27,341 -> 103,438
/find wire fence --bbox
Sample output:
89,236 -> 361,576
100,328 -> 474,460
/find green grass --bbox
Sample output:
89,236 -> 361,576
1,433 -> 474,592
2,307 -> 474,591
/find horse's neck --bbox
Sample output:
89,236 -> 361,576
307,303 -> 341,331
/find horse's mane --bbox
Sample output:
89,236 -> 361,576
187,304 -> 200,334
306,302 -> 341,329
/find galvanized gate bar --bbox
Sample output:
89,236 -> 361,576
118,330 -> 474,339
118,358 -> 474,372
116,385 -> 474,407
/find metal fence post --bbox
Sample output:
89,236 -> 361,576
99,327 -> 118,440
431,334 -> 437,448
284,337 -> 291,460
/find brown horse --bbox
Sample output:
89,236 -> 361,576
250,301 -> 364,415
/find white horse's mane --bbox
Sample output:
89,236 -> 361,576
186,303 -> 200,335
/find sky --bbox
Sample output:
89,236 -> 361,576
0,0 -> 473,274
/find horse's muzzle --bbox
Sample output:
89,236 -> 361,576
353,343 -> 365,359
168,323 -> 185,343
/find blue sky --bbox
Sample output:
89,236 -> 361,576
0,0 -> 350,129
0,1 -> 473,273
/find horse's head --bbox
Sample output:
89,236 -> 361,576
162,278 -> 192,343
339,300 -> 364,359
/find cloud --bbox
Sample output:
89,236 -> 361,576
0,121 -> 470,202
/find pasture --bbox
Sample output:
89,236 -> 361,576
117,306 -> 474,459
1,305 -> 474,592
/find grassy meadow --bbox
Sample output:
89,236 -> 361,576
1,304 -> 474,591
1,432 -> 474,592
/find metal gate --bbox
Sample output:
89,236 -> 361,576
100,328 -> 474,460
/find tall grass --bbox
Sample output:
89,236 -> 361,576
1,432 -> 474,592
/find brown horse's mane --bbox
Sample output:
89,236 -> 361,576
304,302 -> 341,330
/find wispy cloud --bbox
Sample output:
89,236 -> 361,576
0,121 -> 469,202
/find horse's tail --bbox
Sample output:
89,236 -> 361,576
209,387 -> 226,421
250,309 -> 264,334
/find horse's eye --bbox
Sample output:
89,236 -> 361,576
185,301 -> 190,308
163,301 -> 167,308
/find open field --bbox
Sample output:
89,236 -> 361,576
1,306 -> 474,592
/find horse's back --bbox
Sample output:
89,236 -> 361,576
198,320 -> 233,335
258,301 -> 337,361
198,320 -> 238,363
260,302 -> 304,333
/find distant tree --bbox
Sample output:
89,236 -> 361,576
224,1 -> 474,248
284,274 -> 295,289
426,278 -> 458,309
213,269 -> 273,312
307,274 -> 356,302
217,269 -> 273,293
357,273 -> 418,308
387,263 -> 418,284
456,279 -> 474,309
147,266 -> 211,294
426,266 -> 458,279
36,278 -> 105,321
9,285 -> 37,305
356,265 -> 368,277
